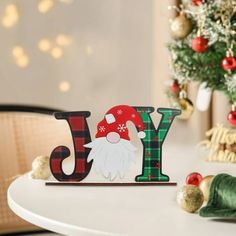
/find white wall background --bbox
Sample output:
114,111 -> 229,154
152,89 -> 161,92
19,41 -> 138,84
0,0 -> 201,144
0,0 -> 155,110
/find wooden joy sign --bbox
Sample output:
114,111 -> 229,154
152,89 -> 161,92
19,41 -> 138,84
48,105 -> 181,185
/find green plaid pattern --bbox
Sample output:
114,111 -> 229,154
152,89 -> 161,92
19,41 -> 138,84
133,107 -> 181,182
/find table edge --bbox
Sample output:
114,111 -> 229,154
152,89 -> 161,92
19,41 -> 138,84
7,176 -> 118,236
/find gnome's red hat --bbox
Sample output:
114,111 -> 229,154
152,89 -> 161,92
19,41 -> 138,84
96,105 -> 146,143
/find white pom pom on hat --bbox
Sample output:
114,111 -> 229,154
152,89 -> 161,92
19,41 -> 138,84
138,131 -> 146,139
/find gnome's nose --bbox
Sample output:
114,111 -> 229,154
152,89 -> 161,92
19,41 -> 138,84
106,132 -> 120,144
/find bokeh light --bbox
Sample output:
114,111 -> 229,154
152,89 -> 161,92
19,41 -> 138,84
12,46 -> 24,58
38,38 -> 51,52
56,34 -> 72,46
51,47 -> 63,59
38,0 -> 54,14
12,46 -> 29,68
16,55 -> 29,68
59,81 -> 70,92
2,4 -> 19,28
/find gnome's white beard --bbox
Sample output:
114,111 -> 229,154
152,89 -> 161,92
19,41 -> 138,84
84,137 -> 136,181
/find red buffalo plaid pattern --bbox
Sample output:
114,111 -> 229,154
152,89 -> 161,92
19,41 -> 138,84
50,112 -> 92,182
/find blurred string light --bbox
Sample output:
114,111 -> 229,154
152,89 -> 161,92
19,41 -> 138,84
38,38 -> 51,52
2,4 -> 19,28
12,46 -> 24,58
38,0 -> 73,14
17,55 -> 29,68
59,80 -> 70,92
38,0 -> 54,14
56,34 -> 72,46
12,46 -> 29,68
38,34 -> 72,59
51,47 -> 63,58
4,1 -> 74,68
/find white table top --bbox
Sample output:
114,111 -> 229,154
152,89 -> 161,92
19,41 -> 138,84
8,145 -> 236,236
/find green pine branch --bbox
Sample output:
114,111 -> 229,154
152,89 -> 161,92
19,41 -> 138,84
168,0 -> 236,103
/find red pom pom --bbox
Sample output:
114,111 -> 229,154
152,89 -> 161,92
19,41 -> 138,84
222,56 -> 236,71
186,172 -> 203,186
192,36 -> 208,53
192,0 -> 206,6
228,111 -> 236,126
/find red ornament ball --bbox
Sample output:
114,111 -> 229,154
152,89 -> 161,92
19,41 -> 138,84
222,56 -> 236,71
171,80 -> 180,94
192,36 -> 208,53
186,172 -> 203,186
192,0 -> 206,6
228,110 -> 236,126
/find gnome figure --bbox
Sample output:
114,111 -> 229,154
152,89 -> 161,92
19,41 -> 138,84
84,105 -> 146,181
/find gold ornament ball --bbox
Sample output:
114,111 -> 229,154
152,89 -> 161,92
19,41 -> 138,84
171,13 -> 192,39
199,175 -> 214,201
177,185 -> 204,213
31,156 -> 51,180
178,98 -> 194,120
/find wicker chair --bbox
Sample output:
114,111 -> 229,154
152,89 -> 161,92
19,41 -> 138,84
0,105 -> 73,235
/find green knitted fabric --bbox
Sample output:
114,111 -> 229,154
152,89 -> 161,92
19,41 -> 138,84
199,174 -> 236,218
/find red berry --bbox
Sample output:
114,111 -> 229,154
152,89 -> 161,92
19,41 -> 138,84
186,172 -> 203,186
192,36 -> 208,53
222,56 -> 236,71
192,0 -> 206,6
228,111 -> 236,126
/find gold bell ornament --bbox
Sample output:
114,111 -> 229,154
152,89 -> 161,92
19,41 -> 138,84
177,89 -> 194,120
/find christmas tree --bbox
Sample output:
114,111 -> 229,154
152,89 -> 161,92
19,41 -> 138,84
167,0 -> 236,126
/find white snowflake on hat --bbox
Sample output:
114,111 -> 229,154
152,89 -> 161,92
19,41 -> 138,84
98,126 -> 106,132
117,124 -> 127,132
117,109 -> 123,115
84,105 -> 146,181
